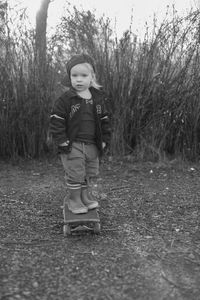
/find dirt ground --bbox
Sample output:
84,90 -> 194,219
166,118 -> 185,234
0,156 -> 200,300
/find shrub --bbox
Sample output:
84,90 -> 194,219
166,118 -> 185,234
1,4 -> 200,161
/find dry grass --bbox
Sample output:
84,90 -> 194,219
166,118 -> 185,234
0,4 -> 200,160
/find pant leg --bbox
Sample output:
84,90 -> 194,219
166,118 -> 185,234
60,142 -> 86,187
84,144 -> 99,179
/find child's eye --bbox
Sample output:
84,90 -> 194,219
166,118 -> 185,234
71,74 -> 88,77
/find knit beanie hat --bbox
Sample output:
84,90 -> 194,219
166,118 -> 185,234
66,53 -> 96,76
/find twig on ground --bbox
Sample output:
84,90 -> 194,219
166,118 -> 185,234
170,238 -> 175,248
184,257 -> 200,265
110,185 -> 130,191
161,271 -> 182,290
136,222 -> 153,234
161,270 -> 194,293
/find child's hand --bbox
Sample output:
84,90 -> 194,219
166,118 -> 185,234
59,140 -> 70,147
58,140 -> 71,154
102,142 -> 106,149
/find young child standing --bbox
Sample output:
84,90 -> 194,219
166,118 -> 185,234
49,53 -> 111,214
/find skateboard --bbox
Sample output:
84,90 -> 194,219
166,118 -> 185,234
63,202 -> 101,236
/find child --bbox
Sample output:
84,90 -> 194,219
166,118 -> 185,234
49,53 -> 111,214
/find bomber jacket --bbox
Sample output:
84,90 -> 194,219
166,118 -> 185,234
49,87 -> 111,156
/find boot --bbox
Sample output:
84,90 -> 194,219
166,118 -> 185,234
68,188 -> 88,214
81,186 -> 99,210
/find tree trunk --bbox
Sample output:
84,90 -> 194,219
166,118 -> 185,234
0,1 -> 7,36
35,0 -> 50,83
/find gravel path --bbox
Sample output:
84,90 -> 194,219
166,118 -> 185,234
0,158 -> 200,299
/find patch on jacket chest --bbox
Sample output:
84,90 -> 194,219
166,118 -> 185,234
70,104 -> 80,119
96,104 -> 102,114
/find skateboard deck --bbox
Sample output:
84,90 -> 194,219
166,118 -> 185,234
63,203 -> 101,235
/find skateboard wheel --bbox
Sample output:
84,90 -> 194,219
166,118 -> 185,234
93,222 -> 101,234
63,224 -> 71,235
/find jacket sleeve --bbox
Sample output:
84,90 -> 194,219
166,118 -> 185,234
49,96 -> 69,145
100,96 -> 112,145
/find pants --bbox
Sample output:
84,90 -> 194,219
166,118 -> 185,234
60,142 -> 99,189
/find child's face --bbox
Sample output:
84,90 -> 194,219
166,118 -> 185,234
70,63 -> 93,92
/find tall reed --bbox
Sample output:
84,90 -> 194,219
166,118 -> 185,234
1,4 -> 200,161
0,7 -> 56,158
55,5 -> 200,160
